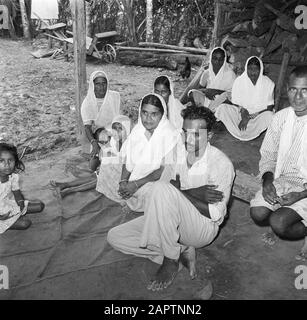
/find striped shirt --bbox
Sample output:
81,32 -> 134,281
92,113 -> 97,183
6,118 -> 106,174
259,107 -> 307,188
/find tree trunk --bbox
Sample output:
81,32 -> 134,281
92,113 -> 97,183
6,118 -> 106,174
71,0 -> 87,150
19,0 -> 31,39
146,0 -> 153,42
120,0 -> 137,45
85,0 -> 91,37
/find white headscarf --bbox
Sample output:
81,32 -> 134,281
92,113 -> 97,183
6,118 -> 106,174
153,75 -> 184,130
81,70 -> 121,128
122,93 -> 180,181
200,47 -> 236,92
231,56 -> 275,114
109,115 -> 131,155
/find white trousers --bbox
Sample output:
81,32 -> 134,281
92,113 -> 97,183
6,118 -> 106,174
107,181 -> 219,264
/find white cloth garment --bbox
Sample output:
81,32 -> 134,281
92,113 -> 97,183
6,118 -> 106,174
123,93 -> 180,182
153,75 -> 184,130
274,107 -> 307,180
0,174 -> 28,234
215,56 -> 275,141
81,70 -> 121,129
231,56 -> 275,114
251,107 -> 307,226
96,115 -> 131,202
107,143 -> 234,263
191,47 -> 236,111
31,0 -> 59,20
200,47 -> 236,92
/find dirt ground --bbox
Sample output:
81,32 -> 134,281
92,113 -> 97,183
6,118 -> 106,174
0,38 -> 188,161
1,39 -> 306,300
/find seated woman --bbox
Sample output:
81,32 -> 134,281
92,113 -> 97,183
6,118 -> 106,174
215,56 -> 275,141
188,47 -> 236,112
81,70 -> 121,159
51,115 -> 131,198
153,75 -> 185,130
101,93 -> 180,211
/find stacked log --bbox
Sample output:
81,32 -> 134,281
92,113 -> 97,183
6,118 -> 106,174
219,0 -> 307,75
117,42 -> 208,70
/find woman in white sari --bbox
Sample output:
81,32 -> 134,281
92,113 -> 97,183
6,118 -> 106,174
215,56 -> 275,141
153,75 -> 185,130
118,93 -> 180,212
189,47 -> 236,112
81,70 -> 121,157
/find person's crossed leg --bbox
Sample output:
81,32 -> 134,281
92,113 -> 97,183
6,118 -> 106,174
108,181 -> 217,291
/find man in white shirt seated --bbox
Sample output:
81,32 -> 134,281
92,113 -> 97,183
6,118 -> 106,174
107,104 -> 235,291
250,66 -> 307,260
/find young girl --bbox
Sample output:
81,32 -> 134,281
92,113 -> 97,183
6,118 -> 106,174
51,115 -> 131,198
0,143 -> 45,233
153,75 -> 184,130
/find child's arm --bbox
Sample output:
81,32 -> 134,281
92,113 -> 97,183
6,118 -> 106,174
12,189 -> 25,211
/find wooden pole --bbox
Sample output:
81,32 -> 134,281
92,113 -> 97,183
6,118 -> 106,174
72,0 -> 87,149
146,0 -> 153,42
210,0 -> 221,49
275,50 -> 291,112
19,0 -> 31,39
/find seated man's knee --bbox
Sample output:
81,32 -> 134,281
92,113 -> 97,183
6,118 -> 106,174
270,210 -> 290,238
250,206 -> 271,224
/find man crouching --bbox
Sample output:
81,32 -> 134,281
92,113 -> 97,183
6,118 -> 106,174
107,104 -> 235,291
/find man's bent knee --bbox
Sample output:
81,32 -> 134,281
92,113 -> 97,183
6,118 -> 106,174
270,209 -> 293,238
250,206 -> 272,224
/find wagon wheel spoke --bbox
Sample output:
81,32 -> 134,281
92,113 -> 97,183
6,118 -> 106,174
102,44 -> 116,63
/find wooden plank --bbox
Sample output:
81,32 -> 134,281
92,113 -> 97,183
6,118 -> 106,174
262,58 -> 306,67
44,22 -> 67,30
275,50 -> 291,111
138,42 -> 209,55
72,0 -> 87,149
117,46 -> 187,54
95,31 -> 118,39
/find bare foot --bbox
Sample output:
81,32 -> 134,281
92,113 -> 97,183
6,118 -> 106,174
50,180 -> 68,191
262,231 -> 277,246
147,257 -> 179,291
295,237 -> 307,261
179,246 -> 197,279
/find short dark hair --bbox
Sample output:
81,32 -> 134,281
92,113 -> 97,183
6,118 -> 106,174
93,127 -> 105,140
181,105 -> 216,131
0,143 -> 25,173
141,94 -> 164,115
289,66 -> 307,80
154,76 -> 171,92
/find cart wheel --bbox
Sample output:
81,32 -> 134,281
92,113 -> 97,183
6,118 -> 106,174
102,44 -> 116,63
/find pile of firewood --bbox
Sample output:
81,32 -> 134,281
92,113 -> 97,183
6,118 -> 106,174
218,0 -> 307,74
116,42 -> 209,71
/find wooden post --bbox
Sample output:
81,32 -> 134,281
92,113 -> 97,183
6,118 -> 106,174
210,0 -> 222,49
72,0 -> 87,149
275,50 -> 291,111
19,0 -> 31,39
